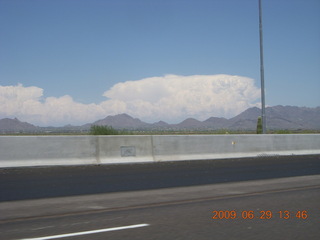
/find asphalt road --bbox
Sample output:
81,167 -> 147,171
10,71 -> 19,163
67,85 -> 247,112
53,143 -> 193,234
0,155 -> 320,239
0,155 -> 320,202
0,176 -> 319,240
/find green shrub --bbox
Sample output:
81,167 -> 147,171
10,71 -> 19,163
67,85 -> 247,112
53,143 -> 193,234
256,117 -> 263,134
90,125 -> 119,135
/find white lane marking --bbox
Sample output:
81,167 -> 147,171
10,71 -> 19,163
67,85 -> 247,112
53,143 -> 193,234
20,223 -> 149,240
31,226 -> 55,231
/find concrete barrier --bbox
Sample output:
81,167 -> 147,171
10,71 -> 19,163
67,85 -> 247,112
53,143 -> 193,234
152,134 -> 320,161
0,134 -> 319,167
0,136 -> 97,168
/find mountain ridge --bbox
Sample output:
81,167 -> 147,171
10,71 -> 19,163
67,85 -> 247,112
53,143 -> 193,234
1,105 -> 320,133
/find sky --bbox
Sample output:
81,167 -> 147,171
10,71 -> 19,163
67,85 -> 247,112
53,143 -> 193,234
0,0 -> 319,126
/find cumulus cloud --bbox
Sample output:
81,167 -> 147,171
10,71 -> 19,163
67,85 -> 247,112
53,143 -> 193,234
103,74 -> 261,122
0,84 -> 105,126
0,74 -> 261,126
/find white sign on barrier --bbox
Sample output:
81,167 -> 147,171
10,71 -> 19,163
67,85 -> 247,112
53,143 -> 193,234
120,146 -> 136,157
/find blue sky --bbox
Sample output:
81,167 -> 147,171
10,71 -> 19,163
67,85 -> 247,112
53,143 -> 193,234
0,0 -> 319,126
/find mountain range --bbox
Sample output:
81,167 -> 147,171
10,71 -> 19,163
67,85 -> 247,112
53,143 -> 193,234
1,105 -> 320,133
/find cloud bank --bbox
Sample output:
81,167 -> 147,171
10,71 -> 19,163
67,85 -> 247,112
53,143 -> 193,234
0,74 -> 261,126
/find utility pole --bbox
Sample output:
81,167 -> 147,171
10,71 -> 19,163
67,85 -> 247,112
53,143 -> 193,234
259,0 -> 266,133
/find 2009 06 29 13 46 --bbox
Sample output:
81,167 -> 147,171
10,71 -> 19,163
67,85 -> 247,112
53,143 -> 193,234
211,210 -> 308,220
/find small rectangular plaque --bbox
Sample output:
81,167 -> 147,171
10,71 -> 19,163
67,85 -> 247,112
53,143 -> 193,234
120,146 -> 136,157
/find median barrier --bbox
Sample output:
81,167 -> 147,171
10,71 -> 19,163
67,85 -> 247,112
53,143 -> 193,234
0,134 -> 319,167
151,134 -> 320,161
0,136 -> 97,168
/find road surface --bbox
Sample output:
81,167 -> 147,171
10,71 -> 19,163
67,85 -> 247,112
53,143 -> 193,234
0,154 -> 319,201
0,155 -> 319,239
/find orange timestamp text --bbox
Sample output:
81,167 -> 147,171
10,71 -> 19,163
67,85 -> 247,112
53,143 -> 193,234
211,210 -> 308,220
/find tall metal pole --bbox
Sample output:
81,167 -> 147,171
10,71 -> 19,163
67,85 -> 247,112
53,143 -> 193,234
259,0 -> 266,133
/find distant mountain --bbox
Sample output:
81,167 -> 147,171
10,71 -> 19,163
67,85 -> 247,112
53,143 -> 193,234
152,121 -> 170,128
266,105 -> 320,130
203,117 -> 229,129
1,106 -> 319,133
0,118 -> 38,133
173,118 -> 203,129
228,106 -> 320,130
228,107 -> 261,130
90,113 -> 151,129
88,106 -> 320,131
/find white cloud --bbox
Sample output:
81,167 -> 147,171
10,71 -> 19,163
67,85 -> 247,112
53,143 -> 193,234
102,74 -> 261,122
0,84 -> 106,126
0,74 -> 261,126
